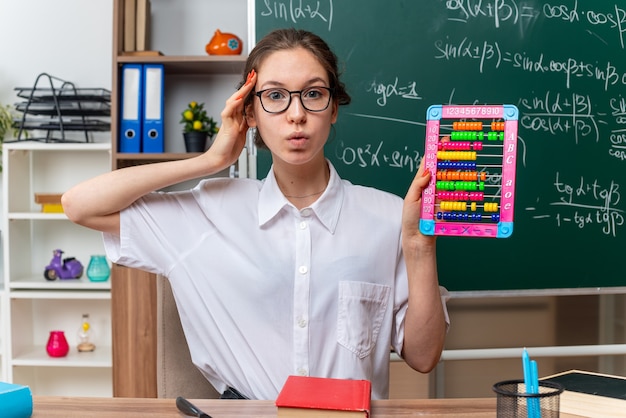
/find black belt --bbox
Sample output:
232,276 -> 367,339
220,386 -> 248,399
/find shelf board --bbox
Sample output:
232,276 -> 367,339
114,152 -> 202,167
9,276 -> 110,292
9,274 -> 110,291
3,141 -> 111,152
116,54 -> 247,75
8,212 -> 68,220
11,345 -> 112,368
10,290 -> 110,301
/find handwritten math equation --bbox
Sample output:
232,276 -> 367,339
333,139 -> 421,174
259,0 -> 334,31
444,1 -> 626,49
518,91 -> 626,163
527,172 -> 624,237
365,77 -> 422,107
433,36 -> 625,91
609,94 -> 626,161
517,91 -> 605,144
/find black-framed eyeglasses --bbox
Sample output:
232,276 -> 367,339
255,86 -> 333,114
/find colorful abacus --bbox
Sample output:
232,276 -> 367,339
419,104 -> 519,238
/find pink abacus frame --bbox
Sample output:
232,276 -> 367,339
419,104 -> 519,238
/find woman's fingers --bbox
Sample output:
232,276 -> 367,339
232,69 -> 256,102
205,70 -> 258,167
407,157 -> 430,202
221,70 -> 257,132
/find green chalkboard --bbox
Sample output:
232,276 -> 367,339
255,1 -> 626,292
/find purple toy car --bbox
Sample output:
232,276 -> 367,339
44,249 -> 84,280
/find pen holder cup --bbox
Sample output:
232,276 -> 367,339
493,379 -> 563,418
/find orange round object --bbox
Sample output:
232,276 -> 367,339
205,29 -> 243,55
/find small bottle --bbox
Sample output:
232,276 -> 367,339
77,313 -> 96,352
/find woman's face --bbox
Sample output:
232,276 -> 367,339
246,47 -> 338,167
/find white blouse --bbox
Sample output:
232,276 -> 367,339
104,161 -> 449,400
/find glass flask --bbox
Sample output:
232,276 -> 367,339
77,313 -> 96,352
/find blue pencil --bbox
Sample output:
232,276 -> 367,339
530,360 -> 541,417
522,348 -> 541,418
522,348 -> 533,418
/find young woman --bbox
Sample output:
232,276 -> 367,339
62,28 -> 448,400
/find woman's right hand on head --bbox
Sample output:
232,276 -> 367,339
202,70 -> 257,171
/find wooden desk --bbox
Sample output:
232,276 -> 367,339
33,396 -> 584,417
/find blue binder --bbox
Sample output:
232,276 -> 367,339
119,64 -> 143,153
142,64 -> 164,153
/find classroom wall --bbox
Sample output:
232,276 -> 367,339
0,0 -> 113,103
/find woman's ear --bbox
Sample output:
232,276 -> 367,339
331,101 -> 339,124
245,103 -> 257,128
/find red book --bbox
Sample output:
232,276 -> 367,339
275,375 -> 371,417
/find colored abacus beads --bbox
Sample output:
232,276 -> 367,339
439,141 -> 484,150
440,201 -> 468,211
453,121 -> 483,130
437,161 -> 477,170
436,181 -> 486,191
491,121 -> 505,131
438,201 -> 498,213
439,201 -> 495,212
436,171 -> 486,181
437,151 -> 477,161
483,202 -> 499,212
449,131 -> 503,141
450,131 -> 482,140
487,131 -> 504,140
437,191 -> 484,201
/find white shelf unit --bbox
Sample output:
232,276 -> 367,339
2,142 -> 113,396
0,290 -> 5,382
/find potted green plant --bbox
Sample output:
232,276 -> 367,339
180,101 -> 219,152
0,103 -> 21,171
